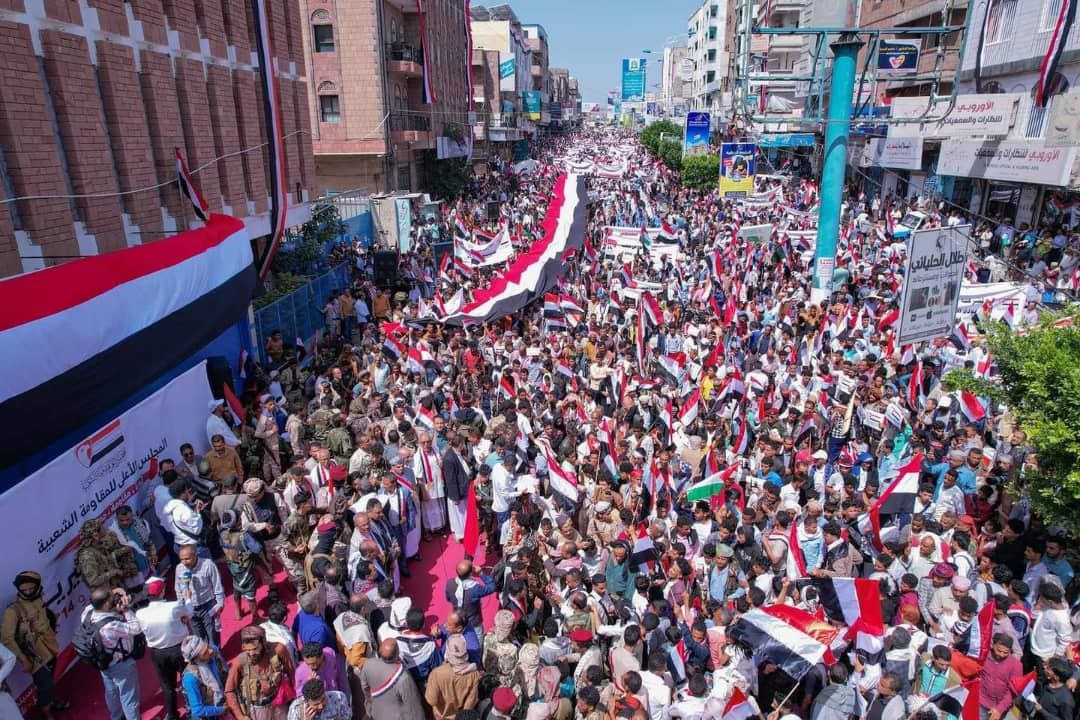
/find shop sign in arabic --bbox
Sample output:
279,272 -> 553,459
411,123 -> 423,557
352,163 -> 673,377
887,94 -> 1020,138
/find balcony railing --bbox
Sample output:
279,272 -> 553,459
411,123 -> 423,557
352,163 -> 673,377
386,42 -> 423,65
390,111 -> 431,133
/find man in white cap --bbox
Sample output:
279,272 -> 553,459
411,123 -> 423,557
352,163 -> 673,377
135,576 -> 191,720
205,399 -> 240,447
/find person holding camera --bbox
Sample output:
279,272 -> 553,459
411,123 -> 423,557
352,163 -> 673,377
79,587 -> 144,720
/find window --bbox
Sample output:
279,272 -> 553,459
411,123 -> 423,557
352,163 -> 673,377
1040,0 -> 1064,31
391,19 -> 399,44
708,49 -> 717,63
986,0 -> 1017,43
1026,74 -> 1068,137
320,94 -> 340,123
313,24 -> 334,52
708,25 -> 718,40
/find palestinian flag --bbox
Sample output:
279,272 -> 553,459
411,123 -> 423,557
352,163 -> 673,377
924,680 -> 980,720
687,463 -> 739,503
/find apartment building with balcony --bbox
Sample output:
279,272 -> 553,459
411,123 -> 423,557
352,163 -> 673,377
661,43 -> 691,116
754,0 -> 806,118
299,0 -> 471,196
522,23 -> 551,128
687,0 -> 736,120
0,0 -> 314,276
549,67 -> 581,127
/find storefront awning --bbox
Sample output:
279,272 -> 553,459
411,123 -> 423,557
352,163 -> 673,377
756,133 -> 816,148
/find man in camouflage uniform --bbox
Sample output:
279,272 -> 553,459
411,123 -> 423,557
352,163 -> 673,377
75,518 -> 140,593
309,396 -> 336,446
280,490 -> 313,595
325,416 -> 353,467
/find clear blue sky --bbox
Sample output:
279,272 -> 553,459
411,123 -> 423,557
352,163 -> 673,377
504,0 -> 702,104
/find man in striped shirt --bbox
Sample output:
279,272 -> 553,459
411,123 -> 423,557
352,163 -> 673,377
82,588 -> 143,720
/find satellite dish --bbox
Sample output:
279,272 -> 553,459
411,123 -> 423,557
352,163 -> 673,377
678,58 -> 695,82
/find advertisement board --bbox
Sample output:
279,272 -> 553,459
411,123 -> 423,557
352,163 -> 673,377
897,226 -> 971,345
935,140 -> 1077,186
864,136 -> 923,170
395,197 -> 413,253
877,39 -> 920,75
524,90 -> 541,120
621,57 -> 647,101
720,142 -> 756,197
499,53 -> 516,92
0,363 -> 214,701
683,112 -> 711,156
888,94 -> 1021,138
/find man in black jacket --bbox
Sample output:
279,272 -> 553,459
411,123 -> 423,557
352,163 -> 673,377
442,435 -> 473,543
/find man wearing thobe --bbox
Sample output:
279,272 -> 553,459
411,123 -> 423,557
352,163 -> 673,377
413,432 -> 446,535
359,639 -> 425,720
253,396 -> 282,485
378,470 -> 419,561
441,436 -> 472,542
206,399 -> 240,447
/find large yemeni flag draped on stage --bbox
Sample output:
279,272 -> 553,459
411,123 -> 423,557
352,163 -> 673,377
0,215 -> 256,469
442,174 -> 588,324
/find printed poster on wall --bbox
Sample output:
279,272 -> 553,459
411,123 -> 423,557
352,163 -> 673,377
720,142 -> 756,197
395,197 -> 413,253
524,90 -> 542,120
877,39 -> 920,75
683,112 -> 711,157
1045,91 -> 1080,146
0,362 -> 213,701
897,225 -> 971,345
499,52 -> 516,92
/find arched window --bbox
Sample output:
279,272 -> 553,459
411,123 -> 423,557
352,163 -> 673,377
311,11 -> 335,53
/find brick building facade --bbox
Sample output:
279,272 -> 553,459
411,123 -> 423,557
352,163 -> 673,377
298,0 -> 471,197
0,0 -> 314,277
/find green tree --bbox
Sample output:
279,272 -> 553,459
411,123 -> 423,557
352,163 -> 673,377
640,120 -> 683,155
681,154 -> 720,190
430,158 -> 473,200
944,312 -> 1080,534
657,138 -> 683,172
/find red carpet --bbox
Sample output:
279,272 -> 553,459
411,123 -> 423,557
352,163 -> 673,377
55,533 -> 495,720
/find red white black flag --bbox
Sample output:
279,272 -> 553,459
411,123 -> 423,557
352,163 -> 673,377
1037,0 -> 1078,106
175,148 -> 209,222
251,0 -> 289,281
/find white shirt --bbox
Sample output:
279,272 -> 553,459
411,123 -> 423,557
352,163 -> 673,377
206,414 -> 240,447
639,670 -> 671,720
1030,606 -> 1072,659
164,499 -> 203,545
490,461 -> 517,513
262,620 -> 299,662
136,599 -> 192,649
0,643 -> 20,720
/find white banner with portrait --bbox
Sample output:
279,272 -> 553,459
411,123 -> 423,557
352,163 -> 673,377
898,226 -> 971,345
0,362 -> 213,697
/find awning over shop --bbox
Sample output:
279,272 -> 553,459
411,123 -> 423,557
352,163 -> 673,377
756,133 -> 816,148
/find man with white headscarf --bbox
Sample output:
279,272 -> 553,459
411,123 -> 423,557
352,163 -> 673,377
180,636 -> 227,719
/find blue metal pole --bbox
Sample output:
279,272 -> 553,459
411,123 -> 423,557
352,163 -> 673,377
812,35 -> 864,303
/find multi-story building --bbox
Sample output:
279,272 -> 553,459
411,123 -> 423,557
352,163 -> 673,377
521,23 -> 551,129
298,0 -> 471,196
471,5 -> 536,143
548,68 -> 581,128
0,0 -> 314,277
687,0 -> 736,120
754,0 -> 804,117
661,43 -> 691,116
934,0 -> 1080,227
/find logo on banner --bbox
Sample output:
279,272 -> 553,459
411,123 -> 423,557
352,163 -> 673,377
74,419 -> 127,490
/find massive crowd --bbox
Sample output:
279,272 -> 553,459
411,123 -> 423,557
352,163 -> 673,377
4,126 -> 1079,720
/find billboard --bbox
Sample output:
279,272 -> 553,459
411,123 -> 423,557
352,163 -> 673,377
524,91 -> 541,120
0,362 -> 213,702
720,142 -> 755,197
683,112 -> 711,156
897,226 -> 971,345
936,140 -> 1077,186
621,57 -> 647,101
863,137 -> 923,170
888,94 -> 1021,138
499,53 -> 516,92
877,39 -> 920,75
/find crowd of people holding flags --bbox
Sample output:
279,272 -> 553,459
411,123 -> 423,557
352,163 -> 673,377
23,125 -> 1080,720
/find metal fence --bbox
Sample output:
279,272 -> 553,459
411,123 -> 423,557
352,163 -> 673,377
253,262 -> 350,365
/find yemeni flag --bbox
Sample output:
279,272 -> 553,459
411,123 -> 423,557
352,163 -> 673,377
960,601 -> 996,662
812,577 -> 885,638
539,440 -> 580,501
598,417 -> 620,478
382,335 -> 405,361
498,373 -> 516,399
620,263 -> 636,288
175,147 -> 209,222
462,480 -> 480,558
406,346 -> 425,375
678,388 -> 701,426
657,352 -> 686,386
660,399 -> 674,437
1036,0 -> 1078,106
876,306 -> 900,333
415,403 -> 437,431
731,416 -> 749,455
710,249 -> 724,279
959,391 -> 988,422
632,530 -> 658,572
641,292 -> 663,327
720,687 -> 756,720
687,463 -> 739,503
907,360 -> 924,410
1011,672 -> 1037,703
222,382 -> 246,424
924,680 -> 981,720
722,294 -> 738,326
414,0 -> 438,103
868,454 -> 921,550
635,307 -> 647,366
728,606 -> 840,681
951,321 -> 972,351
